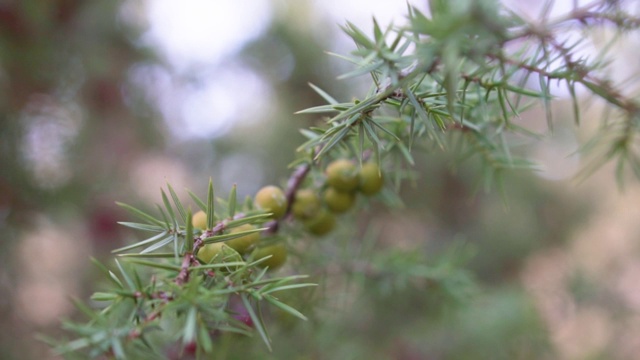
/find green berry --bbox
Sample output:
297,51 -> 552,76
197,242 -> 224,263
192,210 -> 208,230
292,189 -> 322,220
325,159 -> 359,192
358,162 -> 384,195
254,185 -> 287,219
226,224 -> 261,254
253,243 -> 288,270
323,187 -> 356,213
304,208 -> 336,236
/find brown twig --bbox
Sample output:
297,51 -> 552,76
264,164 -> 312,235
174,213 -> 247,285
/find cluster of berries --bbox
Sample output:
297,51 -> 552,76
291,159 -> 384,235
192,159 -> 384,271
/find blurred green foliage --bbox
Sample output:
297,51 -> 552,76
0,1 -> 161,358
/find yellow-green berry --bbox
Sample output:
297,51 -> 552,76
325,159 -> 359,192
254,185 -> 287,219
358,162 -> 384,196
253,243 -> 288,270
225,224 -> 261,254
323,187 -> 356,213
197,242 -> 224,263
192,210 -> 208,230
304,208 -> 336,236
292,189 -> 322,220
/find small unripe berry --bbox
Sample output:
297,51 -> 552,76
325,159 -> 359,192
253,243 -> 288,270
323,187 -> 355,213
254,185 -> 287,219
192,210 -> 208,230
291,189 -> 322,220
197,242 -> 224,263
303,208 -> 336,236
358,162 -> 384,195
226,224 -> 260,254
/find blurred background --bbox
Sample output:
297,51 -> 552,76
1,0 -> 640,359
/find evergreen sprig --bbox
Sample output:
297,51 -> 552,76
49,183 -> 316,358
297,0 -> 640,185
